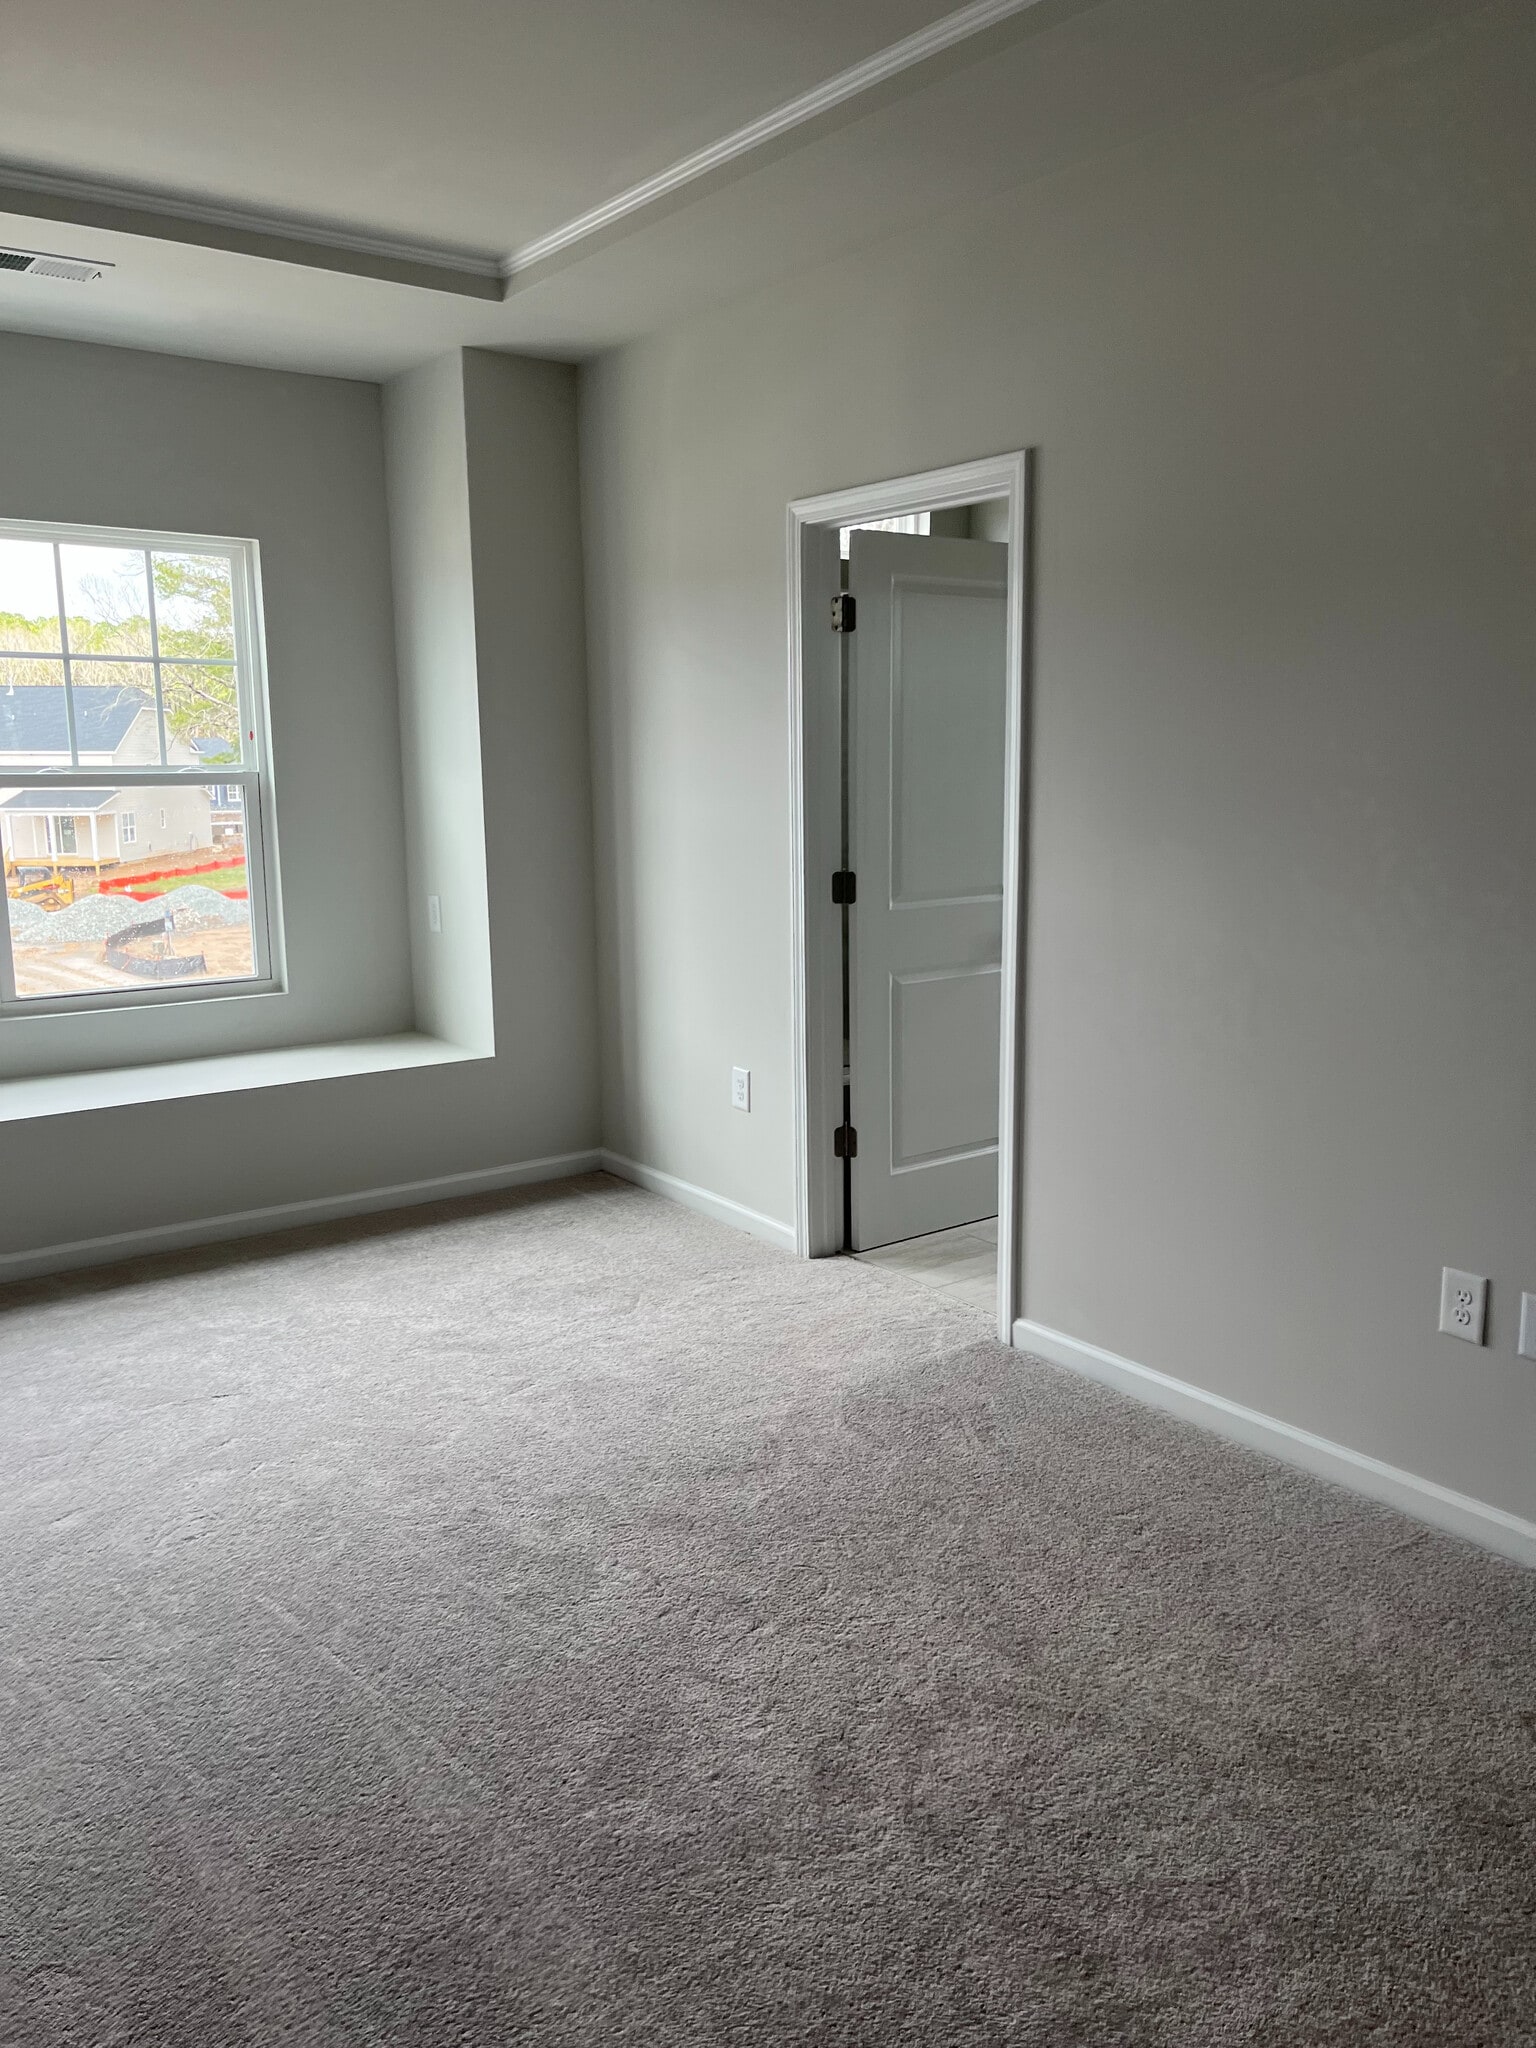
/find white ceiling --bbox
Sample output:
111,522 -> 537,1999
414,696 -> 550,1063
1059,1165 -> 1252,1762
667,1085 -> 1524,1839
0,0 -> 1493,382
1,0 -> 951,254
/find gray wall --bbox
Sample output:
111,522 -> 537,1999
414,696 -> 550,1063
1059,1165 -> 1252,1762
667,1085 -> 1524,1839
460,349 -> 601,1131
0,330 -> 415,1078
381,346 -> 602,1094
384,352 -> 495,1052
580,2 -> 1536,1518
1,342 -> 601,1255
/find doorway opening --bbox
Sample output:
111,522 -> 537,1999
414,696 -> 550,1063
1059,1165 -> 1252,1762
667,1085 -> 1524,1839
788,455 -> 1030,1346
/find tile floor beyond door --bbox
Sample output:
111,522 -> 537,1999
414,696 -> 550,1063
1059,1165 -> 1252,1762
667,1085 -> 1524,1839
852,1218 -> 997,1311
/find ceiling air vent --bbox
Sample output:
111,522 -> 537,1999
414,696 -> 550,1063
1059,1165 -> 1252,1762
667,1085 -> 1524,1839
0,246 -> 112,283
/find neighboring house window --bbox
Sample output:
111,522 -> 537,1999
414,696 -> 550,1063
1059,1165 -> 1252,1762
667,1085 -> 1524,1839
0,520 -> 279,1011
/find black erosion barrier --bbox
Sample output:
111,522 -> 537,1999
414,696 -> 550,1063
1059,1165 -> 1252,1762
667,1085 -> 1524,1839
104,914 -> 207,981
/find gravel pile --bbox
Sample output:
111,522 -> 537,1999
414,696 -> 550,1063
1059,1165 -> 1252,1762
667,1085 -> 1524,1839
5,897 -> 49,938
9,886 -> 249,946
29,893 -> 145,943
148,885 -> 251,933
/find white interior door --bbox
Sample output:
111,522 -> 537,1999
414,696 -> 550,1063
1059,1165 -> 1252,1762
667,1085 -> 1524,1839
847,529 -> 1008,1250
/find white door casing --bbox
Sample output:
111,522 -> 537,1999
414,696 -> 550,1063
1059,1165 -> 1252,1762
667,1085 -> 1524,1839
847,529 -> 1008,1249
787,450 -> 1029,1347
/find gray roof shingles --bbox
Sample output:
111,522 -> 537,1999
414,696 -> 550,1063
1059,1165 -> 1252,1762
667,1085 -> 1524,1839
0,682 -> 150,757
0,789 -> 119,812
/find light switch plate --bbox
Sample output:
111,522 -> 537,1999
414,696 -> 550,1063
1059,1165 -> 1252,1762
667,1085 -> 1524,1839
1438,1267 -> 1487,1345
1519,1293 -> 1536,1362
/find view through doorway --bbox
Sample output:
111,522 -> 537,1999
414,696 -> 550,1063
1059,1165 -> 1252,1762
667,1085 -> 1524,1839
791,471 -> 1025,1330
789,452 -> 1029,1346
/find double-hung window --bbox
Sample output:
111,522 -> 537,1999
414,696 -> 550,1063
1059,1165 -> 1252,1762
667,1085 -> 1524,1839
0,520 -> 280,1012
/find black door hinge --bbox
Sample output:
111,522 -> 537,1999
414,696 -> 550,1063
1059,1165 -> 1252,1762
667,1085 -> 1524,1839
831,592 -> 857,633
833,1123 -> 858,1160
831,869 -> 857,906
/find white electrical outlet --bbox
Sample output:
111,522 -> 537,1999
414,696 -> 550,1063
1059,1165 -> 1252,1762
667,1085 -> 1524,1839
731,1067 -> 751,1112
1519,1293 -> 1536,1362
427,895 -> 442,933
1438,1267 -> 1487,1346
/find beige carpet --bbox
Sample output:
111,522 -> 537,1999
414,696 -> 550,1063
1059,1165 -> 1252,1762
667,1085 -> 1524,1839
1,1172 -> 1532,2046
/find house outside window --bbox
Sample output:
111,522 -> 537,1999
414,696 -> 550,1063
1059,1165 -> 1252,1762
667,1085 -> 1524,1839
0,520 -> 280,1010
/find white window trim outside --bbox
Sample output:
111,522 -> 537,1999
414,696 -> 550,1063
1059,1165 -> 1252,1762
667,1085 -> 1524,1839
120,810 -> 137,845
0,517 -> 284,1016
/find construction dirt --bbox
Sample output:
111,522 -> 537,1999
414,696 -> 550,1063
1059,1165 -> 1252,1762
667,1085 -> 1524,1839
10,925 -> 256,999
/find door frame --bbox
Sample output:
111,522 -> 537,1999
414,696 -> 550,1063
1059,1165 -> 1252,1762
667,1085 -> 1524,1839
786,450 -> 1031,1345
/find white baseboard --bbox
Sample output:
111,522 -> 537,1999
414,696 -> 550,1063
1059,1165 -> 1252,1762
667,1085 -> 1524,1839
1014,1318 -> 1536,1570
599,1150 -> 797,1253
0,1149 -> 604,1284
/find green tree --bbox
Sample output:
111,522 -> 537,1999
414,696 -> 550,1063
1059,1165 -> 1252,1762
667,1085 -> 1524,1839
0,556 -> 240,764
152,555 -> 239,761
0,611 -> 60,691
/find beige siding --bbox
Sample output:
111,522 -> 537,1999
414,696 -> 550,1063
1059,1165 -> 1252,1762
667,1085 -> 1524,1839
109,788 -> 212,861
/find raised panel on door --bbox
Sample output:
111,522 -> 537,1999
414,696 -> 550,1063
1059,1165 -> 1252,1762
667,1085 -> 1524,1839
891,582 -> 1007,907
891,964 -> 1001,1169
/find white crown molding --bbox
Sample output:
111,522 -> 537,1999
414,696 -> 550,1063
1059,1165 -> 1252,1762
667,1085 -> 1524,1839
0,159 -> 502,275
0,159 -> 501,290
0,0 -> 1046,299
505,0 -> 1048,276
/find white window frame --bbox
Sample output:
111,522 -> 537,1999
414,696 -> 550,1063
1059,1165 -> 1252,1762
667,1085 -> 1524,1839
119,809 -> 137,845
0,517 -> 282,1015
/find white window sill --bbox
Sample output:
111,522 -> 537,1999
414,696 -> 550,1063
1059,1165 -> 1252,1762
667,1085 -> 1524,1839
0,1033 -> 482,1124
